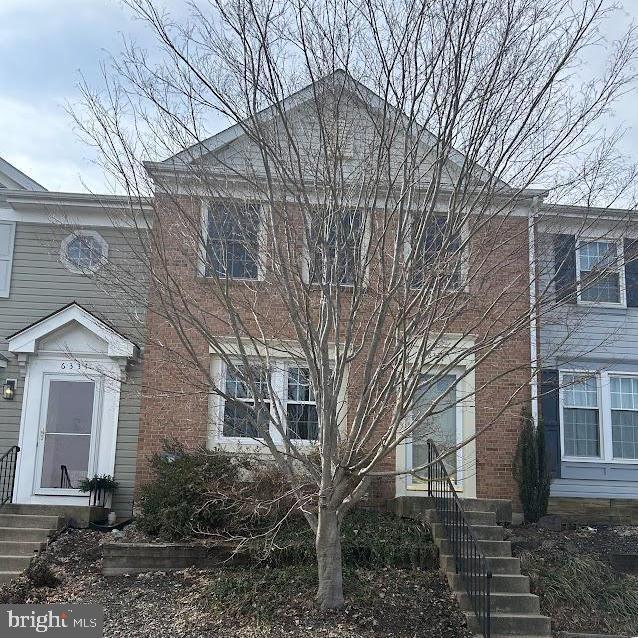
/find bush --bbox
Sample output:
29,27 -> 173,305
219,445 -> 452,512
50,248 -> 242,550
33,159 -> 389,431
24,559 -> 60,588
137,442 -> 301,540
137,442 -> 240,539
513,406 -> 550,523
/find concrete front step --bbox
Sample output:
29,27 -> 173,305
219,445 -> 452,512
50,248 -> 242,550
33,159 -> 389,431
457,591 -> 540,614
0,555 -> 33,571
0,541 -> 44,556
466,611 -> 551,636
425,508 -> 497,526
431,522 -> 504,541
448,572 -> 532,594
441,553 -> 520,575
0,514 -> 62,530
437,538 -> 512,557
0,527 -> 54,542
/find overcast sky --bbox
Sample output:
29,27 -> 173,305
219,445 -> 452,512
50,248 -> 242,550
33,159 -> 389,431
1,0 -> 637,193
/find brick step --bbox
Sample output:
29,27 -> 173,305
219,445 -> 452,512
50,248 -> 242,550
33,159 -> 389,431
0,541 -> 44,556
0,555 -> 33,571
448,572 -> 532,594
0,527 -> 53,542
465,611 -> 551,636
0,571 -> 21,585
437,538 -> 512,557
430,522 -> 504,541
441,553 -> 520,575
457,591 -> 540,614
0,514 -> 62,530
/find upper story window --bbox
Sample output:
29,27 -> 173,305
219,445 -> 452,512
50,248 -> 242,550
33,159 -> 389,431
310,209 -> 363,285
205,203 -> 259,280
60,231 -> 108,275
411,215 -> 462,290
0,221 -> 16,298
576,239 -> 623,305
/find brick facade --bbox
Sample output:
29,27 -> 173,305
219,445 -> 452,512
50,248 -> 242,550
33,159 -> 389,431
136,194 -> 532,507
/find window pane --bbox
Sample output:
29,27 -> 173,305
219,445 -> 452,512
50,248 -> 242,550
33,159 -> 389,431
67,236 -> 103,270
311,209 -> 361,285
578,241 -> 616,271
206,203 -> 259,279
412,375 -> 458,478
412,216 -> 461,289
563,407 -> 600,457
223,364 -> 270,438
287,367 -> 314,402
223,401 -> 264,438
580,273 -> 620,303
610,376 -> 638,410
562,375 -> 598,408
287,404 -> 318,440
612,410 -> 638,459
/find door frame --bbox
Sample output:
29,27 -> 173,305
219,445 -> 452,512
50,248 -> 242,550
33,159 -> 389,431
32,371 -> 103,497
14,354 -> 122,506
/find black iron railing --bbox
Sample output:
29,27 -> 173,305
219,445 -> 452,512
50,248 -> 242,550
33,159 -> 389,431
0,446 -> 19,508
60,465 -> 73,489
427,439 -> 492,638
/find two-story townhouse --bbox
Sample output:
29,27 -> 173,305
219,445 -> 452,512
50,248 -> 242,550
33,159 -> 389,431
0,157 -> 148,517
134,72 -> 540,510
538,204 -> 638,521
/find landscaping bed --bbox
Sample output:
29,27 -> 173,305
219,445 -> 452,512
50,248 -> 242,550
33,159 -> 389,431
508,524 -> 638,636
0,515 -> 471,638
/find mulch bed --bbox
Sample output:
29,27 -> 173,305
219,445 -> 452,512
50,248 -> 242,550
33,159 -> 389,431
508,524 -> 638,637
0,529 -> 472,638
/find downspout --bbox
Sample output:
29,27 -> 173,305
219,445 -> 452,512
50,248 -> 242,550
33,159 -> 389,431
528,196 -> 540,425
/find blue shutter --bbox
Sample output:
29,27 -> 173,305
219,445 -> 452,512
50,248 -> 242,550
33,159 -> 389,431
624,238 -> 638,307
540,369 -> 561,479
554,234 -> 577,304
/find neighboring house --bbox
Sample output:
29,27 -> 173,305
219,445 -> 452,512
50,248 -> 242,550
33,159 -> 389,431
538,204 -> 638,515
0,157 -> 148,516
137,73 -> 539,507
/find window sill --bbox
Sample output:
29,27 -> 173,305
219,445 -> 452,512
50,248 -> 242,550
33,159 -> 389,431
562,456 -> 638,465
576,300 -> 626,310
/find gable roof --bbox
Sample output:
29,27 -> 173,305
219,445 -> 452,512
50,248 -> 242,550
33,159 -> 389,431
0,156 -> 46,192
154,70 -> 499,186
7,302 -> 138,359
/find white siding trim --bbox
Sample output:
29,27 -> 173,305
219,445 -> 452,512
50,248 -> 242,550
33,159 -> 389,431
0,221 -> 16,298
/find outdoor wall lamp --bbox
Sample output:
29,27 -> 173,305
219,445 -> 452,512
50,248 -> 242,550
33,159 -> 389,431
2,379 -> 16,401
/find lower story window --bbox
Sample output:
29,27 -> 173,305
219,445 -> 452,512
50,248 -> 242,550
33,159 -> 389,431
221,361 -> 319,442
610,376 -> 638,460
562,374 -> 600,457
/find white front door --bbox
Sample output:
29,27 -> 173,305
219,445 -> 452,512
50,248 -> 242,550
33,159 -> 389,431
33,374 -> 101,495
14,355 -> 122,506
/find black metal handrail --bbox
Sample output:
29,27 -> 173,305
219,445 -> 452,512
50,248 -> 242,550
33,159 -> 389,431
427,439 -> 492,638
0,446 -> 19,509
60,465 -> 73,489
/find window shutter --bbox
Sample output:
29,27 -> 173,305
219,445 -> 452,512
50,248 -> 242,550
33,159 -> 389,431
539,368 -> 561,479
554,234 -> 577,304
0,221 -> 16,298
624,238 -> 638,307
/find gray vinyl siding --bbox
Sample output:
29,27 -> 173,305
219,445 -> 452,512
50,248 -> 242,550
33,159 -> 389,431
539,231 -> 638,499
0,217 -> 147,516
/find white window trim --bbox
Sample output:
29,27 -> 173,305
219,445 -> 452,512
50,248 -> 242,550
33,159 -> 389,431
212,358 -> 327,448
0,221 -> 16,298
60,230 -> 108,275
199,200 -> 266,281
575,237 -> 626,308
559,369 -> 638,464
405,369 -> 466,491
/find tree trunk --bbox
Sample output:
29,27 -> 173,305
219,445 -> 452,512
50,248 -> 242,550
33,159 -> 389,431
315,508 -> 344,610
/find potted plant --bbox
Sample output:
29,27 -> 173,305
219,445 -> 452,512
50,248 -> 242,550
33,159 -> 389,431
79,474 -> 119,511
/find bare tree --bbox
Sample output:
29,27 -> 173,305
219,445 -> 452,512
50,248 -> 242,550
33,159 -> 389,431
71,0 -> 638,610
